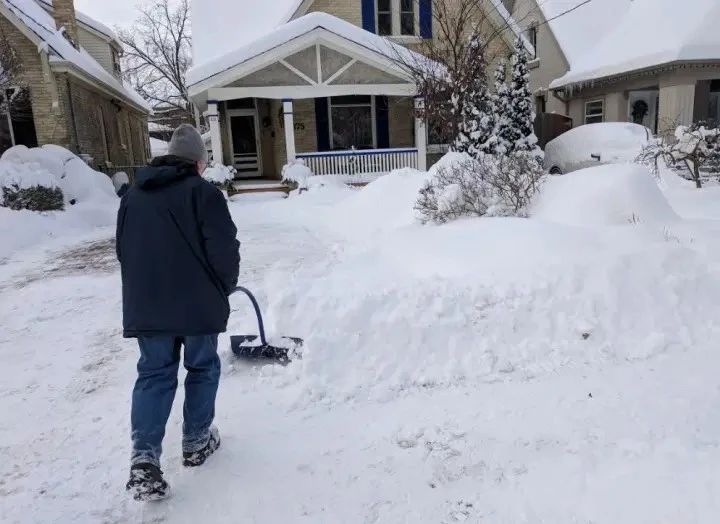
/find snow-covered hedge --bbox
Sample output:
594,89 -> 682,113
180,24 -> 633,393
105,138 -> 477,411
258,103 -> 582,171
0,164 -> 64,211
282,158 -> 313,191
203,163 -> 236,189
416,152 -> 545,223
0,145 -> 116,208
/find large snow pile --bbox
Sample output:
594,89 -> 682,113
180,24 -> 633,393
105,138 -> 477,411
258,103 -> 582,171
325,167 -> 430,241
532,164 -> 678,226
0,146 -> 118,260
253,161 -> 717,404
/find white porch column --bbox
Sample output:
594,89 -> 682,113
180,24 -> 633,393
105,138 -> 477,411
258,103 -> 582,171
414,97 -> 427,171
283,99 -> 296,164
207,100 -> 223,165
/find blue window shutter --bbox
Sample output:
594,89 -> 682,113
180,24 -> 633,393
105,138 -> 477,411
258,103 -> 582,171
362,0 -> 376,33
375,96 -> 389,149
420,0 -> 432,39
314,98 -> 330,152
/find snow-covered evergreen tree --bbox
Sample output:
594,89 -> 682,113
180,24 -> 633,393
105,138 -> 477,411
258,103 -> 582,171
505,38 -> 542,159
452,29 -> 497,157
493,59 -> 513,155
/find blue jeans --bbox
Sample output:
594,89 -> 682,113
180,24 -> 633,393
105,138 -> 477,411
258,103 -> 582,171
131,335 -> 221,468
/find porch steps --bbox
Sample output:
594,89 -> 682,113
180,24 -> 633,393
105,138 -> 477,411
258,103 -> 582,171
228,179 -> 290,196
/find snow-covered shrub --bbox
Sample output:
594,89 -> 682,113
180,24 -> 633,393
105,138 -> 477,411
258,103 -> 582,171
0,145 -> 116,205
203,163 -> 236,189
416,152 -> 545,223
637,123 -> 720,188
0,165 -> 64,211
282,159 -> 313,192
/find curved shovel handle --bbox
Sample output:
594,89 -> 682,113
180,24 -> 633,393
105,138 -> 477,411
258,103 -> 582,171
232,286 -> 268,346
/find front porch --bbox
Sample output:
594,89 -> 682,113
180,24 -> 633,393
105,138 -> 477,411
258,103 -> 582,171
188,13 -> 431,181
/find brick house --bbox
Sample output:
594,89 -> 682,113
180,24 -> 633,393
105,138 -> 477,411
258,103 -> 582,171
187,0 -> 530,180
0,0 -> 151,168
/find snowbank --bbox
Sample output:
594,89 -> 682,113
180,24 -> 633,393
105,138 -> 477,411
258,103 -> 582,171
0,146 -> 118,259
246,161 -> 717,404
325,167 -> 430,240
532,164 -> 678,226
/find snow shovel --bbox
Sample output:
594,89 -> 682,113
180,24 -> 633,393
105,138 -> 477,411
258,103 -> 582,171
230,286 -> 303,365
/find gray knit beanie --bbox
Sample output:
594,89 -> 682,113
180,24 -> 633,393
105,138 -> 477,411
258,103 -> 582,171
168,124 -> 208,164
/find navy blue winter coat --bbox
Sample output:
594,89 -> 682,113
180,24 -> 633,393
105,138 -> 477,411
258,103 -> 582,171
116,156 -> 240,338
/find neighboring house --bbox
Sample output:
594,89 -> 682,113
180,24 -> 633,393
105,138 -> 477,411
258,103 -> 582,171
187,0 -> 528,179
509,0 -> 720,137
0,0 -> 151,168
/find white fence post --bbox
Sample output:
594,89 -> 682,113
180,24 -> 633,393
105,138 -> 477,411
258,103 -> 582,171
283,99 -> 296,164
415,97 -> 427,171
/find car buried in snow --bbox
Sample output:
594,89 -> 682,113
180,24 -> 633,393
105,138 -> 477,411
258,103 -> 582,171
544,122 -> 653,175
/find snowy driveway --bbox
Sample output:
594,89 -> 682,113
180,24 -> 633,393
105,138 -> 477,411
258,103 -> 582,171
2,187 -> 720,523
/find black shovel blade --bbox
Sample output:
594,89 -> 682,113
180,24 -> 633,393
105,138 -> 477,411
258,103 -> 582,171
230,335 -> 303,365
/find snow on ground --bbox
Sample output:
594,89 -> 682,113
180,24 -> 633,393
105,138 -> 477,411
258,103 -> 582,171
0,146 -> 118,261
2,161 -> 720,523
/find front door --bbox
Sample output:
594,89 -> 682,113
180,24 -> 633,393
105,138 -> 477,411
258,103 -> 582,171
228,109 -> 261,178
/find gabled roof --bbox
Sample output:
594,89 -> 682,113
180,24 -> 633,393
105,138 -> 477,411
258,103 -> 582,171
0,0 -> 150,112
191,0 -> 533,72
187,12 -> 429,90
548,0 -> 720,89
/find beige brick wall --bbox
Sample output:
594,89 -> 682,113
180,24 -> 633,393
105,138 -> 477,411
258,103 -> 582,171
62,74 -> 148,166
0,15 -> 149,167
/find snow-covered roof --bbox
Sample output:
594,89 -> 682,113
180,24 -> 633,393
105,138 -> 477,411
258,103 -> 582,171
187,12 -> 428,88
549,0 -> 720,89
537,0 -> 630,68
36,0 -> 119,44
191,0 -> 303,66
1,0 -> 149,112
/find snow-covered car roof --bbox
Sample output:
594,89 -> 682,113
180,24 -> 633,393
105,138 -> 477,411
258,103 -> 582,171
545,123 -> 651,172
550,0 -> 720,88
1,0 -> 150,113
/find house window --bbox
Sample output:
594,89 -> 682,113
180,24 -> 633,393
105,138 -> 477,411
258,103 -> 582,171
527,23 -> 538,58
584,99 -> 604,124
377,0 -> 393,36
329,96 -> 375,150
377,0 -> 417,37
400,0 -> 415,35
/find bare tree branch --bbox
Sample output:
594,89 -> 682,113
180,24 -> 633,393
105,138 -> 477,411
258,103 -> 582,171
117,0 -> 197,128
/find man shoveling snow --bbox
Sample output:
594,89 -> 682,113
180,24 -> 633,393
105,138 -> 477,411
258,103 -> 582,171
116,124 -> 240,501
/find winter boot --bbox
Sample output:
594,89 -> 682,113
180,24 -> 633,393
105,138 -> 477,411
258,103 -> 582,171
126,463 -> 170,502
183,426 -> 221,467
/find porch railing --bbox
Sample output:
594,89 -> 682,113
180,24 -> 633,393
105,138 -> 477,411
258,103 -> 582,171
297,148 -> 419,177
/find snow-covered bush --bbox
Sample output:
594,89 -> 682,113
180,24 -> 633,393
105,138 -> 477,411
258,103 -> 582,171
282,158 -> 313,192
637,123 -> 720,188
203,163 -> 236,189
0,145 -> 116,205
0,165 -> 64,211
416,152 -> 545,223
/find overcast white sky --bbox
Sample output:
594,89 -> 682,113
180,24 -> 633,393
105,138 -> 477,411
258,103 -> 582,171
74,0 -> 152,30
